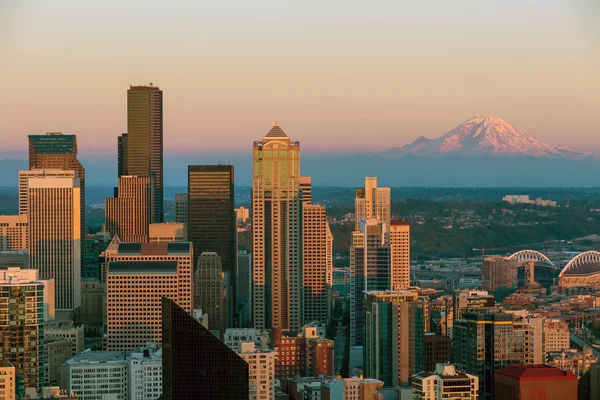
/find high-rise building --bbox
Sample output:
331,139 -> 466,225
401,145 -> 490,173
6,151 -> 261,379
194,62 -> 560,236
126,85 -> 163,223
234,342 -> 276,400
453,312 -> 523,400
0,215 -> 27,251
82,232 -> 111,280
187,166 -> 236,298
495,364 -> 577,400
482,256 -> 518,291
161,297 -> 249,399
354,177 -> 390,230
252,122 -> 302,331
299,176 -> 312,204
18,169 -> 76,216
0,273 -> 45,393
423,333 -> 451,373
237,251 -> 252,328
544,319 -> 570,353
235,206 -> 250,224
350,218 -> 410,346
149,222 -> 187,243
452,290 -> 496,321
174,194 -> 188,224
303,204 -> 330,324
117,133 -> 128,177
28,133 -> 86,237
412,363 -> 478,400
105,242 -> 193,351
326,223 -> 333,286
104,175 -> 151,243
0,362 -> 16,400
363,290 -> 425,389
27,174 -> 81,315
194,252 -> 226,335
0,268 -> 54,321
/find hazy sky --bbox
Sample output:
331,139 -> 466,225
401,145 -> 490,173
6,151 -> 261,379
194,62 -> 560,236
1,0 -> 598,155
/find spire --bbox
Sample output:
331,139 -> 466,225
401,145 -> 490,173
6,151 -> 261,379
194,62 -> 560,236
274,120 -> 279,127
264,121 -> 288,138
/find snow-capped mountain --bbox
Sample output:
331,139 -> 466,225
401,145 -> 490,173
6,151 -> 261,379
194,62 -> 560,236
389,116 -> 586,158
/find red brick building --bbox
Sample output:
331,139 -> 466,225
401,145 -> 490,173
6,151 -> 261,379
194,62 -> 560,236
494,364 -> 578,400
273,326 -> 334,380
424,333 -> 451,373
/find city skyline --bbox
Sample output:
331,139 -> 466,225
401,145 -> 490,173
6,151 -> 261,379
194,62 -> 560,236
1,1 -> 598,154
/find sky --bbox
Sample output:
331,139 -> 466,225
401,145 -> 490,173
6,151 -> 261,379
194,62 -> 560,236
1,0 -> 598,155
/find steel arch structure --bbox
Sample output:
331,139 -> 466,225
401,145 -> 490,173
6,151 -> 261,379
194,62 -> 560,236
559,251 -> 600,277
507,250 -> 555,267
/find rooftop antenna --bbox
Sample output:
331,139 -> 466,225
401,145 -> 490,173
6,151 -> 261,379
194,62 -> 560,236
149,82 -> 153,87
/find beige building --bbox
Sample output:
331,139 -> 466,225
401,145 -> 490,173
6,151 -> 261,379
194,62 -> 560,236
235,342 -> 276,400
544,319 -> 570,353
0,215 -> 28,251
326,223 -> 333,286
105,242 -> 193,351
149,222 -> 186,243
0,267 -> 55,321
355,177 -> 390,230
299,176 -> 312,204
389,220 -> 410,290
194,252 -> 226,335
252,122 -> 302,331
18,169 -> 77,216
412,363 -> 478,400
235,206 -> 250,223
0,362 -> 15,400
303,204 -> 330,324
322,377 -> 384,400
482,256 -> 518,291
105,175 -> 151,243
44,336 -> 73,386
27,174 -> 81,315
44,320 -> 84,356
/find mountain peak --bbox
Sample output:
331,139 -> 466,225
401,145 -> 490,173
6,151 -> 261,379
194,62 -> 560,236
393,116 -> 585,159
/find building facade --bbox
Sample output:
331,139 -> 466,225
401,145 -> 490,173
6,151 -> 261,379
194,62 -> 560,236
27,174 -> 81,314
0,362 -> 15,400
0,215 -> 28,251
194,252 -> 226,335
252,122 -> 302,331
174,194 -> 188,224
495,364 -> 578,400
63,350 -> 128,400
302,204 -> 329,325
105,242 -> 193,351
412,363 -> 478,400
149,223 -> 186,243
235,342 -> 276,400
544,319 -> 570,353
104,175 -> 151,243
126,85 -> 163,223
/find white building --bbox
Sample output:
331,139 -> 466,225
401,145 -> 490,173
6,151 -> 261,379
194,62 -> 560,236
235,342 -> 276,400
412,363 -> 478,400
127,343 -> 162,400
63,350 -> 128,400
224,328 -> 270,350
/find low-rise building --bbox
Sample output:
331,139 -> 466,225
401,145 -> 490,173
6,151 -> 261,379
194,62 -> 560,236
235,342 -> 276,400
127,343 -> 162,400
62,350 -> 128,400
412,363 -> 478,400
44,320 -> 84,357
44,337 -> 74,387
224,328 -> 270,350
495,364 -> 577,400
148,222 -> 187,243
322,377 -> 384,400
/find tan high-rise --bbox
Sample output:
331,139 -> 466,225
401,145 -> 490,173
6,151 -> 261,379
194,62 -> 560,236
354,177 -> 390,230
105,242 -> 192,351
0,215 -> 28,251
28,174 -> 81,314
127,85 -> 163,223
252,122 -> 302,331
389,220 -> 410,290
105,175 -> 151,242
302,204 -> 329,324
194,252 -> 226,335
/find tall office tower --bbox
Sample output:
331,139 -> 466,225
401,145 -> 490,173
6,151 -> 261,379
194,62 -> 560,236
453,313 -> 523,400
354,177 -> 390,230
161,298 -> 249,400
194,252 -> 226,336
252,122 -> 302,331
326,223 -> 333,286
187,166 -> 235,299
105,242 -> 193,351
28,174 -> 81,316
412,363 -> 479,400
174,193 -> 188,224
481,257 -> 518,291
302,204 -> 329,324
237,251 -> 252,328
299,176 -> 312,204
28,133 -> 86,237
0,362 -> 15,400
104,175 -> 151,242
363,290 -> 425,390
18,169 -> 77,216
389,220 -> 410,290
0,273 -> 45,393
117,133 -> 128,177
0,215 -> 28,251
127,85 -> 163,223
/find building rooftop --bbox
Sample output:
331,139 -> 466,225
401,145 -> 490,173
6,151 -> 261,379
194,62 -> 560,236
117,242 -> 191,256
108,261 -> 178,274
264,122 -> 288,138
390,220 -> 410,226
64,350 -> 127,365
495,364 -> 577,380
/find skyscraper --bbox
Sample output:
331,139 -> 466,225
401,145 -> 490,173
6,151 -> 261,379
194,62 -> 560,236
104,175 -> 152,242
0,215 -> 28,251
194,252 -> 226,336
105,242 -> 193,351
187,165 -> 235,280
354,177 -> 390,230
161,297 -> 249,400
252,122 -> 302,331
127,85 -> 163,223
117,133 -> 128,177
174,193 -> 188,224
28,133 -> 86,237
28,174 -> 81,315
389,220 -> 410,290
363,290 -> 425,390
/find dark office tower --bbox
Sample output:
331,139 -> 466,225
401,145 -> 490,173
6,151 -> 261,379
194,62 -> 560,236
187,165 -> 236,300
117,133 -> 128,177
28,132 -> 86,237
161,297 -> 249,400
127,84 -> 163,223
